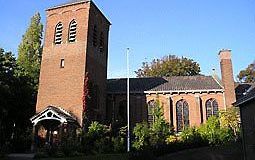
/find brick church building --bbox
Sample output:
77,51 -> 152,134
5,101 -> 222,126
30,0 -> 249,142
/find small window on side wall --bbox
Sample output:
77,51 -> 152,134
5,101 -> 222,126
60,59 -> 65,68
55,22 -> 63,44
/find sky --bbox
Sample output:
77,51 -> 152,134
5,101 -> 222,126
0,0 -> 255,79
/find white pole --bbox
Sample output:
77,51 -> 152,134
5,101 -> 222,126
126,48 -> 130,152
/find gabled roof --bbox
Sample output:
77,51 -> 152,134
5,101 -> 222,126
30,106 -> 78,126
107,76 -> 223,94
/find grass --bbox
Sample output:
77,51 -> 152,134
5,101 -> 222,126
41,154 -> 128,160
157,142 -> 244,160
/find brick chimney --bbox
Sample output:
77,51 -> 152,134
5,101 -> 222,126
219,49 -> 236,107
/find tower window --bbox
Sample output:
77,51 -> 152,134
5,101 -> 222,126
99,32 -> 104,53
69,20 -> 77,43
55,22 -> 63,44
92,25 -> 97,47
60,59 -> 65,68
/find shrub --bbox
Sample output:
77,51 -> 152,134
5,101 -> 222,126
165,135 -> 177,144
220,107 -> 240,140
179,127 -> 203,144
88,121 -> 109,138
149,102 -> 171,147
198,116 -> 221,145
112,136 -> 125,153
132,122 -> 150,150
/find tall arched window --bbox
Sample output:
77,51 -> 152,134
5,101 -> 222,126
54,22 -> 63,44
99,32 -> 104,53
206,98 -> 219,119
92,25 -> 97,47
68,20 -> 77,43
176,99 -> 189,132
147,100 -> 156,125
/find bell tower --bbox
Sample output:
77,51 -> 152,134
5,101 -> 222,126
36,0 -> 110,125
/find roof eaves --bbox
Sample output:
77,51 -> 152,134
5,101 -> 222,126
234,94 -> 255,106
46,0 -> 90,11
144,89 -> 224,94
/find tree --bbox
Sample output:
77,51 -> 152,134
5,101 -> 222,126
238,61 -> 255,83
0,48 -> 35,152
135,55 -> 201,77
220,107 -> 240,140
0,48 -> 17,150
132,101 -> 171,150
17,12 -> 43,88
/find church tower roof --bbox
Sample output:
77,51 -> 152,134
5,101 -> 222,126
46,0 -> 91,11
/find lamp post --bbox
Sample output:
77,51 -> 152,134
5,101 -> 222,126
126,48 -> 130,152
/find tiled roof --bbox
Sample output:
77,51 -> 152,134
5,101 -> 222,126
235,84 -> 255,106
149,76 -> 222,92
107,76 -> 223,94
235,83 -> 254,100
47,0 -> 90,10
107,77 -> 167,94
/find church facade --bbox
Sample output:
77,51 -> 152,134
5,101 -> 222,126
31,0 -> 245,142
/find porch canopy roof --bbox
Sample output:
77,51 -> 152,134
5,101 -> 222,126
30,106 -> 78,126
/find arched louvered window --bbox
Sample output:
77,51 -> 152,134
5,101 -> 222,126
99,32 -> 104,53
68,20 -> 77,43
206,99 -> 219,119
54,22 -> 63,44
147,100 -> 156,125
92,25 -> 97,47
176,99 -> 189,132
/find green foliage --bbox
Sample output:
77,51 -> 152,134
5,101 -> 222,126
198,116 -> 236,145
149,101 -> 171,146
112,136 -> 125,153
220,107 -> 240,139
88,121 -> 109,137
17,12 -> 43,89
165,135 -> 177,145
180,127 -> 203,144
237,60 -> 255,83
0,48 -> 35,153
135,55 -> 201,77
133,101 -> 171,150
198,116 -> 221,145
133,122 -> 150,150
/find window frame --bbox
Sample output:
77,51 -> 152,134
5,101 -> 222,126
54,22 -> 63,45
68,20 -> 77,43
176,99 -> 190,132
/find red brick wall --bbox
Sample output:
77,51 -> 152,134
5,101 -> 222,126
219,50 -> 236,107
108,92 -> 225,131
36,1 -> 110,125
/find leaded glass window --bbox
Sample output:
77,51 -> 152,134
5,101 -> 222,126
55,22 -> 63,44
176,100 -> 189,132
206,99 -> 219,119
